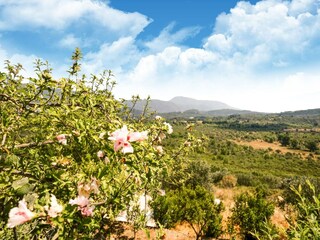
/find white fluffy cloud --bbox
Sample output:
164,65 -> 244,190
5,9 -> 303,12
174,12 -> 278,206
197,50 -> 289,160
0,0 -> 150,39
59,34 -> 82,49
204,0 -> 320,68
0,44 -> 39,77
113,0 -> 320,112
0,0 -> 151,76
83,37 -> 140,74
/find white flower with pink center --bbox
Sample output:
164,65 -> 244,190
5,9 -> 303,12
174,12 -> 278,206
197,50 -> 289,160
108,125 -> 133,153
45,194 -> 63,218
69,195 -> 94,217
69,195 -> 90,208
7,199 -> 35,228
108,125 -> 148,154
80,205 -> 95,217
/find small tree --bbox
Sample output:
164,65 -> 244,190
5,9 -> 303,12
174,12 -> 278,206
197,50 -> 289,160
229,188 -> 275,239
305,140 -> 319,152
152,185 -> 223,239
277,133 -> 290,147
184,159 -> 213,190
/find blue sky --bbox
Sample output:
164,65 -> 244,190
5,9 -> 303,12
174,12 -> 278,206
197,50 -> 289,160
0,0 -> 320,112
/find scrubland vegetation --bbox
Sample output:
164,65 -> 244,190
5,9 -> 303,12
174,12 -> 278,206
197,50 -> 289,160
1,49 -> 320,239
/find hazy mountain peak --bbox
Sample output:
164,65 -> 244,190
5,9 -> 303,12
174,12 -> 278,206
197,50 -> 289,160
125,96 -> 235,113
169,96 -> 235,112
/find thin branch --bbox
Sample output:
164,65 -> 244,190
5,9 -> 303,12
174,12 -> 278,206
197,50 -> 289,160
14,139 -> 55,149
11,170 -> 36,178
0,93 -> 20,107
13,227 -> 18,240
1,133 -> 6,146
139,96 -> 150,122
126,96 -> 139,120
187,221 -> 199,239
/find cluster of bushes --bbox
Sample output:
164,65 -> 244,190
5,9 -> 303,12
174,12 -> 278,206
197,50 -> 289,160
278,132 -> 320,153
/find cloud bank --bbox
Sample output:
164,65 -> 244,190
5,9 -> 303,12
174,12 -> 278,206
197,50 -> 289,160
114,0 -> 320,112
1,0 -> 320,112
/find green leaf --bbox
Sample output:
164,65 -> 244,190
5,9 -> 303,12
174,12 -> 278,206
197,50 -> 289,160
0,72 -> 6,81
16,183 -> 34,196
12,177 -> 29,190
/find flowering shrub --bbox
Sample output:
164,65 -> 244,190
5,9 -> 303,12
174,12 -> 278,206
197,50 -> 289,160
0,49 -> 199,239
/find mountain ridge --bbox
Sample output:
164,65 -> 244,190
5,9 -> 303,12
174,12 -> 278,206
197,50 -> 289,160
169,96 -> 236,112
125,96 -> 236,113
124,96 -> 320,117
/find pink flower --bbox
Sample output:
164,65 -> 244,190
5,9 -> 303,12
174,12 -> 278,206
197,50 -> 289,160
45,194 -> 63,218
56,134 -> 67,145
108,126 -> 148,154
7,199 -> 35,228
69,196 -> 94,217
89,178 -> 100,195
80,205 -> 95,217
108,125 -> 133,153
69,195 -> 90,208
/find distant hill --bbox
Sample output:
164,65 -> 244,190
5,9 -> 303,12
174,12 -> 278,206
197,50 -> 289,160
205,109 -> 261,116
125,96 -> 235,113
169,96 -> 235,112
280,108 -> 320,117
125,97 -> 320,117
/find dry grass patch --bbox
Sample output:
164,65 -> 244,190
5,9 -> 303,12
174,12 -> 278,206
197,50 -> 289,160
233,139 -> 311,158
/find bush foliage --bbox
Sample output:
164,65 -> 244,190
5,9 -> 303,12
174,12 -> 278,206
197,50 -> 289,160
0,49 -> 198,239
151,185 -> 223,240
229,188 -> 275,239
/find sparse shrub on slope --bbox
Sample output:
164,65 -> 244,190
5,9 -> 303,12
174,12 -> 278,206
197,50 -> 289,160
229,187 -> 276,240
220,174 -> 237,188
151,185 -> 223,240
